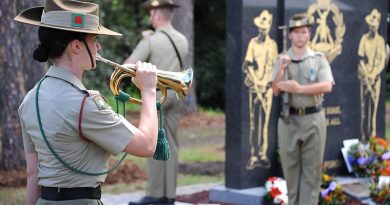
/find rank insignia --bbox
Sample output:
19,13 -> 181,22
92,94 -> 109,110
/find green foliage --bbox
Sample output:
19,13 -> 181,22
83,0 -> 149,93
194,1 -> 226,110
83,0 -> 227,110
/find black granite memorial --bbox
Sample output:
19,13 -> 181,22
211,0 -> 388,204
225,0 -> 281,189
282,0 -> 388,175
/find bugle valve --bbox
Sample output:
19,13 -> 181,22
96,53 -> 193,105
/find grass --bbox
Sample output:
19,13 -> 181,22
179,145 -> 224,163
102,182 -> 146,195
199,107 -> 224,116
177,174 -> 224,187
0,187 -> 25,205
178,127 -> 225,140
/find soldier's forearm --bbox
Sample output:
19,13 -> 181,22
299,81 -> 333,95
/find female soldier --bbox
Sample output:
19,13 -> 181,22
16,0 -> 158,204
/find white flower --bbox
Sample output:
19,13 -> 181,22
265,180 -> 273,191
274,194 -> 288,205
274,179 -> 288,195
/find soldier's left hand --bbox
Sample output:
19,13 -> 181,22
277,80 -> 302,93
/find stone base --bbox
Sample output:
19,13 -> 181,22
209,185 -> 267,205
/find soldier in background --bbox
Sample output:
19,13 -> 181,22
271,13 -> 334,205
125,0 -> 189,204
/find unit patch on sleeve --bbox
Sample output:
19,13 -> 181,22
90,92 -> 109,110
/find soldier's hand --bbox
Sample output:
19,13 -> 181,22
279,54 -> 291,70
133,61 -> 157,92
277,80 -> 302,93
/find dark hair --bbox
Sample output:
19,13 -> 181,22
33,27 -> 86,62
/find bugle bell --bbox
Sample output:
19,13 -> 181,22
96,53 -> 193,104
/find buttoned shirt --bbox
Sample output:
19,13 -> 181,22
271,48 -> 334,107
19,66 -> 134,188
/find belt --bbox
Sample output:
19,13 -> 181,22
290,105 -> 323,116
41,186 -> 101,201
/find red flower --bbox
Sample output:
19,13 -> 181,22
268,177 -> 278,182
270,187 -> 282,198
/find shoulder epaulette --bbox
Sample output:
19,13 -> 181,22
313,51 -> 324,57
86,90 -> 100,96
141,29 -> 154,39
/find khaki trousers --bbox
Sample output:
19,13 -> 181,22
146,90 -> 182,198
278,111 -> 326,205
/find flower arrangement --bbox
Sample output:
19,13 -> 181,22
370,179 -> 390,204
264,177 -> 288,205
368,137 -> 390,204
369,136 -> 389,159
369,137 -> 390,177
347,142 -> 377,177
319,174 -> 347,205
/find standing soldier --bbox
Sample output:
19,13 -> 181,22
16,0 -> 159,204
243,10 -> 278,169
358,9 -> 386,141
271,13 -> 334,205
125,0 -> 189,204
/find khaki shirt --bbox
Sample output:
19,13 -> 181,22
129,25 -> 188,72
18,66 -> 134,188
271,48 -> 334,107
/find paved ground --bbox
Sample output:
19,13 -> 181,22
101,183 -> 222,205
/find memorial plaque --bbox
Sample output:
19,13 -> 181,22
225,0 -> 388,190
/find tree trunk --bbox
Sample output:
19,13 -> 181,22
0,0 -> 27,170
20,0 -> 47,91
172,0 -> 198,114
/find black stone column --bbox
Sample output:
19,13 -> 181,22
225,0 -> 281,189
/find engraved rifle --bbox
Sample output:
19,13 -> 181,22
279,25 -> 290,124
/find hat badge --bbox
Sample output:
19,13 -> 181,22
151,0 -> 160,7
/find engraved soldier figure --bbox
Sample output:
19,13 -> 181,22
243,10 -> 278,169
358,9 -> 386,141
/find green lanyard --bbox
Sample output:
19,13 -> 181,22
35,77 -> 171,175
35,77 -> 126,176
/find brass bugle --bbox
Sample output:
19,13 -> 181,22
96,53 -> 193,105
